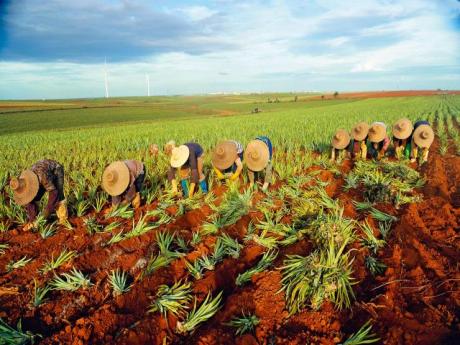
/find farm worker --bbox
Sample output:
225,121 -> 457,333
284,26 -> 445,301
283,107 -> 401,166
102,160 -> 145,209
149,144 -> 159,157
244,136 -> 273,191
212,140 -> 244,181
392,118 -> 414,159
350,122 -> 369,160
168,143 -> 208,197
410,121 -> 434,163
368,122 -> 390,160
330,129 -> 351,161
164,140 -> 176,156
10,159 -> 68,231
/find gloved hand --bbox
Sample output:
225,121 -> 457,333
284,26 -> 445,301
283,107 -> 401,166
360,141 -> 367,160
56,199 -> 68,225
171,179 -> 178,194
395,145 -> 403,159
213,166 -> 225,180
422,148 -> 429,163
262,182 -> 269,191
23,221 -> 36,231
229,171 -> 240,181
189,183 -> 196,197
132,193 -> 141,209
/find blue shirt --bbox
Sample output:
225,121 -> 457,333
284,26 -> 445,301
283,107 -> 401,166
256,136 -> 273,160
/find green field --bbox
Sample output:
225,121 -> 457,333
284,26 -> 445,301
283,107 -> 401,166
1,93 -> 459,188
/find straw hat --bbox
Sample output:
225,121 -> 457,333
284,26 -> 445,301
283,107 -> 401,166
10,170 -> 39,206
368,122 -> 387,143
413,124 -> 434,148
244,140 -> 270,172
351,122 -> 369,141
170,145 -> 190,168
212,141 -> 238,170
392,118 -> 413,140
332,129 -> 351,149
102,161 -> 130,196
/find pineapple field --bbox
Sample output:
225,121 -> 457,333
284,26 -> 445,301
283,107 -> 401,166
0,91 -> 459,345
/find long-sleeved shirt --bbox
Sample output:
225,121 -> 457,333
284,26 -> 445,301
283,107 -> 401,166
112,160 -> 145,205
222,141 -> 244,173
26,159 -> 64,221
168,143 -> 204,184
31,159 -> 63,192
248,136 -> 273,186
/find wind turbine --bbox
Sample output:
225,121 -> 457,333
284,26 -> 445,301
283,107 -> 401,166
104,58 -> 109,98
146,74 -> 150,97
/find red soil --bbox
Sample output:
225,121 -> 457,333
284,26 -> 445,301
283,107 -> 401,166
0,133 -> 459,344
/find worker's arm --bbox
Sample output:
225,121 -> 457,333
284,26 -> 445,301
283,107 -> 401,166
262,161 -> 273,191
330,147 -> 336,161
213,166 -> 225,180
230,158 -> 243,180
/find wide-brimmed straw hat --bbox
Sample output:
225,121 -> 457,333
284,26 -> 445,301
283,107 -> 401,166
332,129 -> 351,149
244,140 -> 269,172
351,122 -> 369,141
170,145 -> 190,168
368,122 -> 387,143
413,124 -> 434,148
392,118 -> 413,140
212,141 -> 238,170
10,170 -> 39,206
102,161 -> 130,196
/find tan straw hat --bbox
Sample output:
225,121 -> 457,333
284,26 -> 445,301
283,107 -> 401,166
212,141 -> 238,170
392,118 -> 413,140
351,122 -> 369,141
10,170 -> 39,206
332,129 -> 351,149
244,140 -> 269,172
170,145 -> 190,168
102,161 -> 130,196
368,122 -> 387,143
413,124 -> 434,148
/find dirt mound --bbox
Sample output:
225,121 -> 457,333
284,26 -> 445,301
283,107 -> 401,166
0,133 -> 459,344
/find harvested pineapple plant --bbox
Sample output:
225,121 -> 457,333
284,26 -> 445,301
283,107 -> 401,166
0,93 -> 459,345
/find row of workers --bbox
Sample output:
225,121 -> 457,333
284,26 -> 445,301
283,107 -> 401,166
9,137 -> 273,230
330,119 -> 434,162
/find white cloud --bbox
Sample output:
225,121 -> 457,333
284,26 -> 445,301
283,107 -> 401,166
0,0 -> 459,98
177,6 -> 217,21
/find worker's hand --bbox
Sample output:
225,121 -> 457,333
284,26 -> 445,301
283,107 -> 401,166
262,182 -> 269,191
229,172 -> 240,181
189,183 -> 196,198
395,146 -> 402,159
171,179 -> 178,194
213,167 -> 225,180
132,192 -> 141,209
23,222 -> 35,231
410,158 -> 416,163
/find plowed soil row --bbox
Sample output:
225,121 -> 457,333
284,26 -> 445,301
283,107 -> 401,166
1,133 -> 459,345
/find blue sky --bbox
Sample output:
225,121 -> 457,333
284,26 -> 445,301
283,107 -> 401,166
0,0 -> 459,99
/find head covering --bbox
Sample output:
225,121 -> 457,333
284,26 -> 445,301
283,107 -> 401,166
170,145 -> 190,168
102,161 -> 130,196
351,122 -> 369,141
392,118 -> 413,140
332,129 -> 351,149
10,170 -> 39,206
413,124 -> 434,148
368,122 -> 387,143
244,140 -> 270,172
212,141 -> 238,170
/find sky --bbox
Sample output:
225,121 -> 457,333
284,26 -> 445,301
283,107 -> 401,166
0,0 -> 459,99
